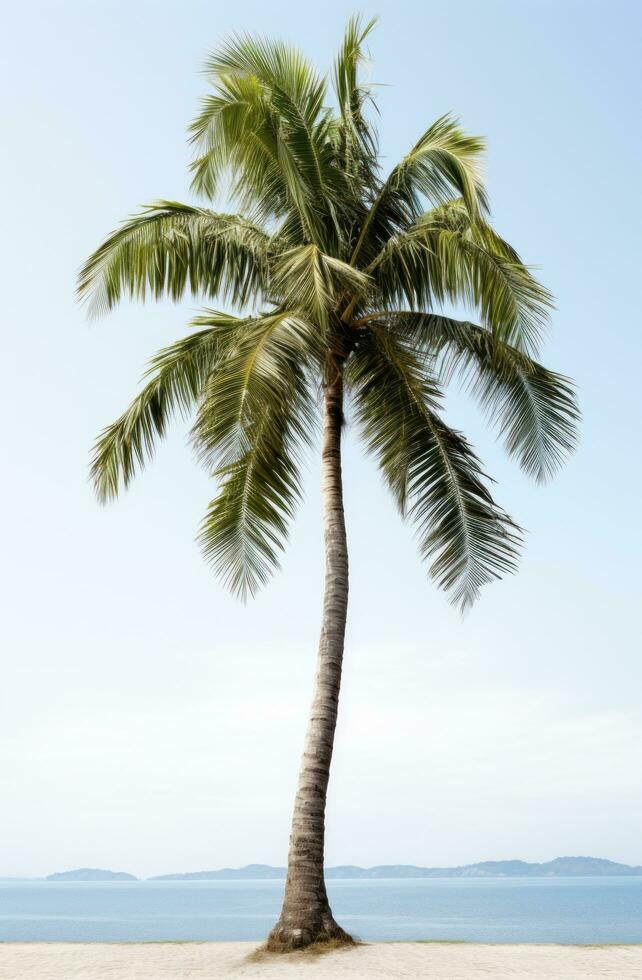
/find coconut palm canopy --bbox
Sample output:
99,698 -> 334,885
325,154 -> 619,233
79,17 -> 577,613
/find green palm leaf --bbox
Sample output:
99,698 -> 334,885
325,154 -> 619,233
192,309 -> 318,597
351,116 -> 488,267
78,202 -> 269,316
349,326 -> 521,610
332,15 -> 378,181
361,311 -> 579,483
272,244 -> 370,328
406,313 -> 578,482
190,36 -> 350,249
198,391 -> 314,600
369,199 -> 552,354
90,327 -> 223,502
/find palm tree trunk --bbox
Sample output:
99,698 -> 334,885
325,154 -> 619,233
267,369 -> 353,950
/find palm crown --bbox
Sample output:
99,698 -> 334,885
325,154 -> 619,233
79,16 -> 578,612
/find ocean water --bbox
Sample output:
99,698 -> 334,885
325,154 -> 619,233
2,877 -> 642,944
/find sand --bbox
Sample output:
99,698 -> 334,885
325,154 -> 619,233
1,942 -> 642,979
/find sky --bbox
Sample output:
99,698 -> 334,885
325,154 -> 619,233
1,0 -> 641,878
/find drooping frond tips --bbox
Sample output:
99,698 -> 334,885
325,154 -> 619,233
420,419 -> 524,614
198,472 -> 287,603
394,312 -> 580,483
89,327 -> 223,503
90,394 -> 167,505
369,201 -> 553,356
77,202 -> 270,319
392,113 -> 489,223
491,364 -> 579,486
349,325 -> 523,612
191,309 -> 319,599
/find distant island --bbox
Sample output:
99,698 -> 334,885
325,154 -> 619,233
148,856 -> 642,880
37,857 -> 642,882
151,863 -> 285,881
46,868 -> 138,881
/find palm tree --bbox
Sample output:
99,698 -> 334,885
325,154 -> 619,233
79,17 -> 578,950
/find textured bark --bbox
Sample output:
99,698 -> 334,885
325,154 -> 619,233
267,369 -> 353,950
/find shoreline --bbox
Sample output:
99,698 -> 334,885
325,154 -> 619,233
3,939 -> 642,945
2,941 -> 642,979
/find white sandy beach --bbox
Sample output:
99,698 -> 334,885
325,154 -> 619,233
1,942 -> 642,980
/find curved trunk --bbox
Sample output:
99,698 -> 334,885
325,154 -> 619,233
267,370 -> 353,950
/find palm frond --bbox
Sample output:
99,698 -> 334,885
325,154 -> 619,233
332,15 -> 378,181
349,325 -> 521,610
190,35 -> 350,249
351,115 -> 488,267
369,199 -> 552,354
387,114 -> 488,217
77,202 -> 269,317
192,309 -> 318,597
392,312 -> 579,481
191,308 -> 321,468
272,244 -> 370,328
90,327 -> 222,502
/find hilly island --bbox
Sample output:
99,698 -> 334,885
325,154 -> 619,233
41,857 -> 642,881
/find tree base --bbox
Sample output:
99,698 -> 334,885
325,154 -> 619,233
266,914 -> 355,952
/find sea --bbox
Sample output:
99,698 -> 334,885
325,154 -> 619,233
2,877 -> 642,943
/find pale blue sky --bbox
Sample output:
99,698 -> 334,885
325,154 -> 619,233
1,0 -> 641,877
